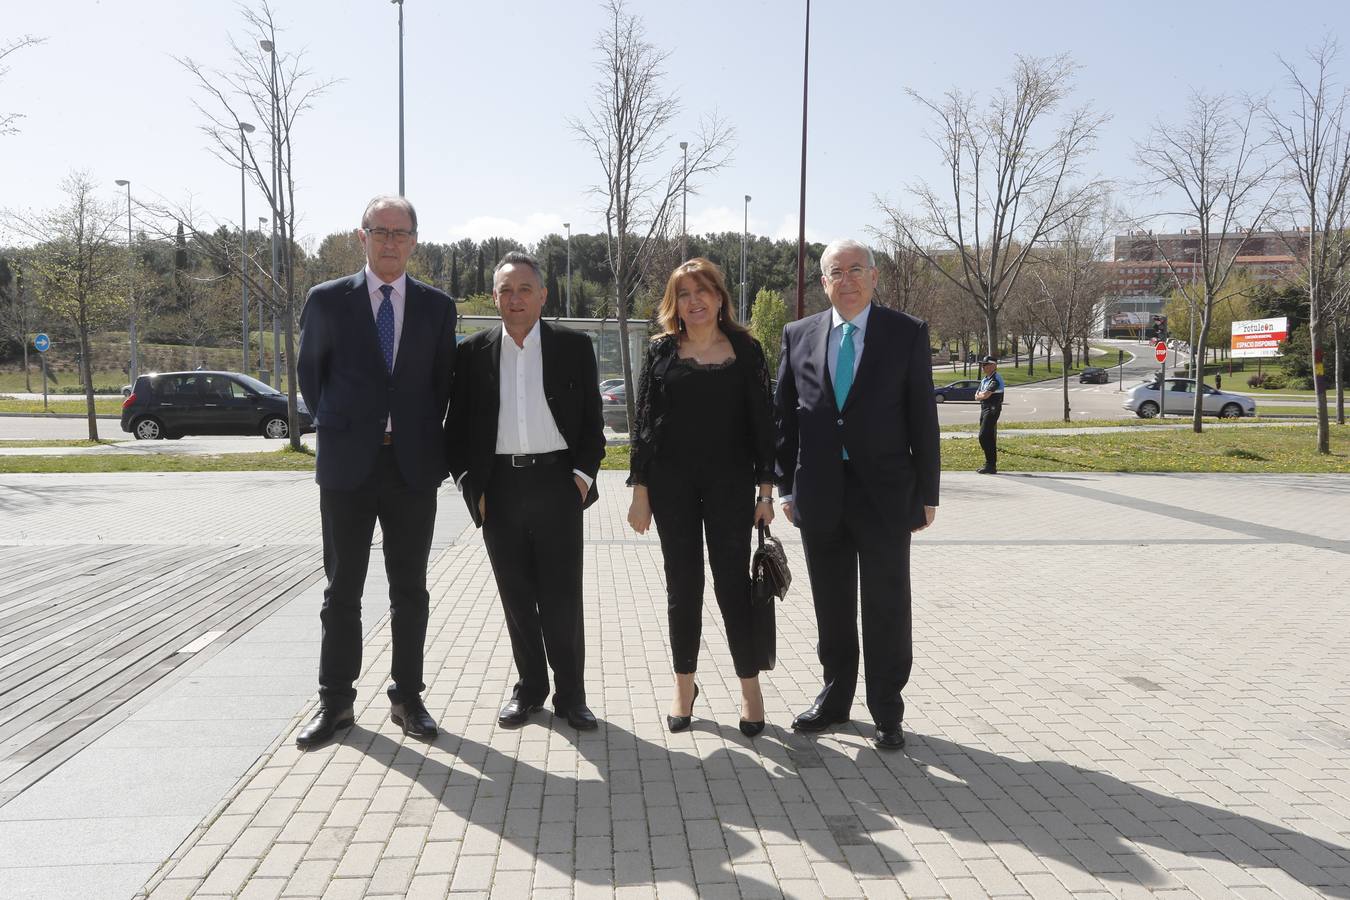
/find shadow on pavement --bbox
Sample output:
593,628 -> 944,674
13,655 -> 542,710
338,717 -> 1350,896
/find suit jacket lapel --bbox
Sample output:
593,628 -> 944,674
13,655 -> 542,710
842,305 -> 881,414
347,271 -> 389,377
812,312 -> 838,412
392,278 -> 424,381
483,325 -> 503,432
539,321 -> 566,433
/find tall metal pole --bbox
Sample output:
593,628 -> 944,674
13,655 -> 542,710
237,123 -> 255,374
741,195 -> 751,322
564,222 -> 572,318
795,0 -> 811,320
394,0 -> 405,195
114,179 -> 138,383
679,141 -> 688,260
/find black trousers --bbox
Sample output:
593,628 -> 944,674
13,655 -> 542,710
800,463 -> 912,730
648,463 -> 758,679
482,458 -> 586,710
318,446 -> 437,707
978,400 -> 1002,469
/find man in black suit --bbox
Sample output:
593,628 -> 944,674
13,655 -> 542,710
774,238 -> 940,751
447,251 -> 605,730
294,195 -> 457,749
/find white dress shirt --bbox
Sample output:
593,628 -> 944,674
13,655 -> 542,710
496,320 -> 593,490
827,302 -> 870,385
366,265 -> 406,433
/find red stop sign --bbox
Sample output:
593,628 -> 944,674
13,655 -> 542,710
1155,342 -> 1168,363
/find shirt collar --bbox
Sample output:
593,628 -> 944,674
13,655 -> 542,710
364,264 -> 407,300
831,303 -> 872,332
504,318 -> 542,352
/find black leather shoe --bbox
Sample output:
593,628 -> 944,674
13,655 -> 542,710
976,466 -> 997,475
557,704 -> 598,730
296,705 -> 354,749
390,696 -> 438,739
792,705 -> 849,733
739,719 -> 766,738
497,698 -> 543,729
873,726 -> 906,750
666,684 -> 699,733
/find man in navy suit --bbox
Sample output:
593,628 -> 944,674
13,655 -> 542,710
294,195 -> 457,749
774,238 -> 940,751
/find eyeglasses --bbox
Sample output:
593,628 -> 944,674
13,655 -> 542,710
364,227 -> 416,245
824,265 -> 873,283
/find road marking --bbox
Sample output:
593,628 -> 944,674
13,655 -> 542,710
176,630 -> 226,654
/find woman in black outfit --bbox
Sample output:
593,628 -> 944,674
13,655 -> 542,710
626,258 -> 777,737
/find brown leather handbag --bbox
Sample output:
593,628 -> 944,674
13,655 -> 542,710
751,523 -> 791,670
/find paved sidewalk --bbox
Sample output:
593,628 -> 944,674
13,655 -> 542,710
3,471 -> 1349,898
120,471 -> 1350,899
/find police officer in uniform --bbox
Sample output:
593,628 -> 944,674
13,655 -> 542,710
974,355 -> 1004,474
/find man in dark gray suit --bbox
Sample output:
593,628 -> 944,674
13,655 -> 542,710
294,195 -> 457,749
774,238 -> 940,751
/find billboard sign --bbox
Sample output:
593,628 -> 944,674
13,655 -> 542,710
1231,317 -> 1288,359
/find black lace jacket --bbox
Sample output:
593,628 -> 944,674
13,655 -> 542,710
627,329 -> 776,487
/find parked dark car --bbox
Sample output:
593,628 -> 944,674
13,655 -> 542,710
601,382 -> 628,432
120,370 -> 313,440
1079,366 -> 1110,384
933,380 -> 981,402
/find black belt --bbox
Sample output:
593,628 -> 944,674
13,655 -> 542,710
495,450 -> 569,468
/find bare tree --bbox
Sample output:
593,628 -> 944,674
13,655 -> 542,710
571,0 -> 733,429
871,218 -> 941,319
0,35 -> 45,136
1134,92 -> 1279,432
1027,198 -> 1115,420
1266,39 -> 1350,453
173,1 -> 333,449
4,173 -> 124,439
880,55 -> 1106,356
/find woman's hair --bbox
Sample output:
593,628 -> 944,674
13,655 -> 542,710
654,257 -> 747,338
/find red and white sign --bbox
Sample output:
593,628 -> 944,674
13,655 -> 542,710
1155,342 -> 1168,363
1231,317 -> 1288,359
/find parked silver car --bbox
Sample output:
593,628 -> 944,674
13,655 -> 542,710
1123,378 -> 1257,419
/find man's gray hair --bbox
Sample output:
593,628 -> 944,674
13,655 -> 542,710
361,195 -> 418,233
820,238 -> 876,271
493,250 -> 544,287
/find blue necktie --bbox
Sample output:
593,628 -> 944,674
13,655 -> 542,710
376,284 -> 395,373
834,321 -> 855,409
835,321 -> 855,460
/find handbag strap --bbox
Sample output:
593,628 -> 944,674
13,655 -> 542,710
757,522 -> 769,549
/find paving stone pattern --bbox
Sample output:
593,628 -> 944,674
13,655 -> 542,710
14,471 -> 1350,898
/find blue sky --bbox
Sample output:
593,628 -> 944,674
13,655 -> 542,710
1,0 -> 1345,250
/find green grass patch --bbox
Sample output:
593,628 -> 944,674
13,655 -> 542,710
601,442 -> 631,471
0,398 -> 124,415
0,439 -> 115,448
0,446 -> 316,474
941,424 -> 1348,473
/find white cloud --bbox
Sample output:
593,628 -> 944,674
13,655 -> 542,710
441,213 -> 569,244
771,213 -> 829,244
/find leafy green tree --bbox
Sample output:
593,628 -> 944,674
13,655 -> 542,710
749,288 -> 788,375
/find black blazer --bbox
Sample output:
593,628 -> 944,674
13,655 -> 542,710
297,271 -> 456,491
628,329 -> 776,487
446,320 -> 606,525
774,304 -> 940,533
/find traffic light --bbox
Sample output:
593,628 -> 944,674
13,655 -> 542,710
1150,314 -> 1169,342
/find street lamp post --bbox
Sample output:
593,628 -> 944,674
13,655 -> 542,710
113,179 -> 137,383
741,195 -> 751,322
795,0 -> 811,320
237,122 -> 256,375
392,0 -> 405,195
563,222 -> 572,318
679,141 -> 688,260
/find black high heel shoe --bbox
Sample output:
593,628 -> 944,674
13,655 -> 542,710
739,718 -> 766,738
666,684 -> 699,733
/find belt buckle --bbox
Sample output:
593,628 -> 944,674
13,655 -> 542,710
510,454 -> 531,468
